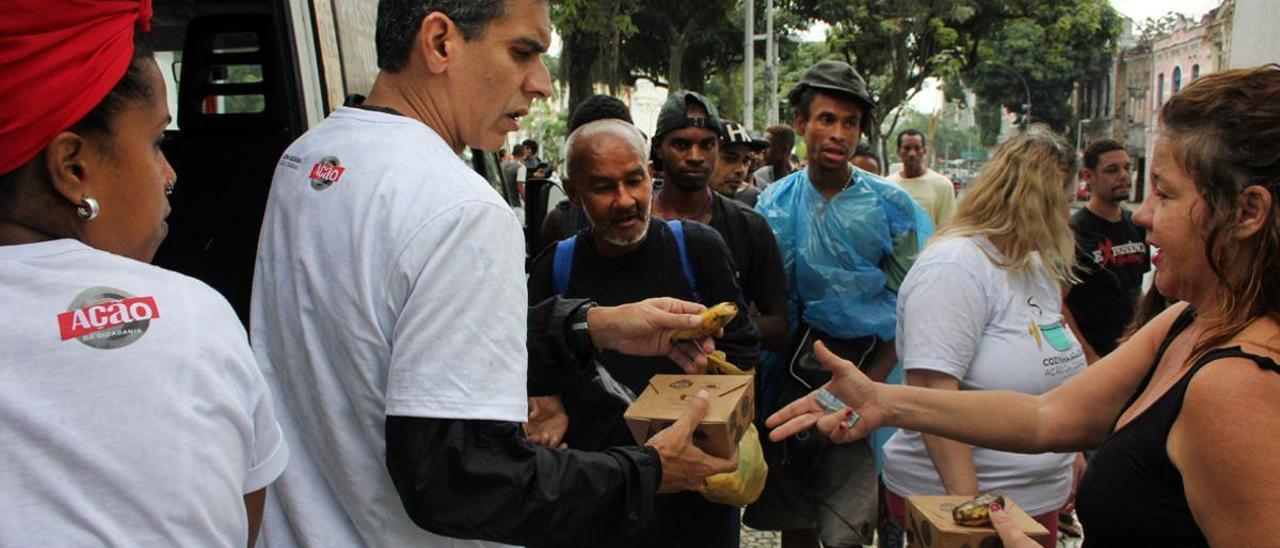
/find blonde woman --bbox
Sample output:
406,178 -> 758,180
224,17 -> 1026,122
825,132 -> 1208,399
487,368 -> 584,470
879,130 -> 1086,548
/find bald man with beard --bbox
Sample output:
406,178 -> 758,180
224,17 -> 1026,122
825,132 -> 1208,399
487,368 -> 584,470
525,120 -> 760,547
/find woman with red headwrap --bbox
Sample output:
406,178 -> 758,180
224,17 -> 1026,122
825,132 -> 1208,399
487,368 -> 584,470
0,2 -> 288,546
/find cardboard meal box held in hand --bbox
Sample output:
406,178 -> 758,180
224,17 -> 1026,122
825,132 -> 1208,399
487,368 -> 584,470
623,374 -> 754,458
905,495 -> 1049,548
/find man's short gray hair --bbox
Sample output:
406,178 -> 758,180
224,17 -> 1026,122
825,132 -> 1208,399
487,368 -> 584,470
563,120 -> 649,182
376,0 -> 508,72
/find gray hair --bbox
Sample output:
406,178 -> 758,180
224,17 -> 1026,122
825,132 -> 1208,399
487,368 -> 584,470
376,0 -> 508,72
563,120 -> 649,182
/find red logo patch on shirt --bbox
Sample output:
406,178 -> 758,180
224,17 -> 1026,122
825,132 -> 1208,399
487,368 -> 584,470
309,156 -> 345,190
57,288 -> 159,349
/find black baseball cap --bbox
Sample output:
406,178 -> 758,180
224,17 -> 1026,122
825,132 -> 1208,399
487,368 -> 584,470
788,60 -> 877,120
721,120 -> 769,151
654,91 -> 723,140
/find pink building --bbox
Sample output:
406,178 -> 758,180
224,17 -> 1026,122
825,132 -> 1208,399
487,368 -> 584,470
1146,4 -> 1233,167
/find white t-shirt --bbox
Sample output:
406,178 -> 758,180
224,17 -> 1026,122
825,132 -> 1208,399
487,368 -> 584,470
0,239 -> 287,546
252,107 -> 527,547
888,168 -> 956,230
882,236 -> 1086,516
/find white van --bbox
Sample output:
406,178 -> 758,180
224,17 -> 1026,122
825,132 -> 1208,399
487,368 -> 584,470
149,0 -> 511,323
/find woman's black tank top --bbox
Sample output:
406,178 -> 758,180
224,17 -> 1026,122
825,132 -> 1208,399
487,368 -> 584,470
1076,308 -> 1280,546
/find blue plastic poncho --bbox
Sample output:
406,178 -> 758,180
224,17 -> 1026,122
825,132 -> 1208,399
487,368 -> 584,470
755,167 -> 933,341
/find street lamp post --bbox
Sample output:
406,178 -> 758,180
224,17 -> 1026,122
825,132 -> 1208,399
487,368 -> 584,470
766,0 -> 778,127
743,2 -> 778,131
990,62 -> 1031,130
743,3 -> 753,128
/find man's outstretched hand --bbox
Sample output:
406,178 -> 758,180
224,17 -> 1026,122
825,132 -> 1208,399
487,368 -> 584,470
586,298 -> 717,373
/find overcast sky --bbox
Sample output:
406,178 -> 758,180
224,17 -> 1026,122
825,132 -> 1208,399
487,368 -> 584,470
1109,0 -> 1223,23
903,0 -> 1227,112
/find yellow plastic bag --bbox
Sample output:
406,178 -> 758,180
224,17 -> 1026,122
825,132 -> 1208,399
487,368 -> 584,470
698,423 -> 768,506
697,352 -> 768,506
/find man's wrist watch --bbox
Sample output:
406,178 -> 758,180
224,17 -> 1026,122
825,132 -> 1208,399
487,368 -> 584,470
568,301 -> 598,360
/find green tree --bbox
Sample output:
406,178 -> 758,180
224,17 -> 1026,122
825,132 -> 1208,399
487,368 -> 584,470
552,0 -> 639,114
883,109 -> 982,166
622,0 -> 740,91
962,0 -> 1122,136
694,3 -> 814,126
781,0 -> 1037,160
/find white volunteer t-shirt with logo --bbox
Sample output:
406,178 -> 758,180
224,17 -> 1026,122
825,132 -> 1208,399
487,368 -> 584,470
0,240 -> 288,546
882,235 -> 1087,516
252,107 -> 527,547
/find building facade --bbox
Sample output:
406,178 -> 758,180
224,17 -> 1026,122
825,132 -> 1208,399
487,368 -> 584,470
1074,1 -> 1237,203
1229,0 -> 1280,68
1145,1 -> 1234,179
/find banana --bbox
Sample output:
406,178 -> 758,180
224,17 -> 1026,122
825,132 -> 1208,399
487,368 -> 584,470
706,350 -> 748,376
951,493 -> 1005,527
670,302 -> 739,343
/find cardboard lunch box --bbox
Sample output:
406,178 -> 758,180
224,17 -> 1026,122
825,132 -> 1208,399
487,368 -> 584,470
905,495 -> 1049,548
622,374 -> 754,459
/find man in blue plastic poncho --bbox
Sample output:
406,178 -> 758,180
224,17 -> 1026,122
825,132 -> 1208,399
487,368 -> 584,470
742,60 -> 933,548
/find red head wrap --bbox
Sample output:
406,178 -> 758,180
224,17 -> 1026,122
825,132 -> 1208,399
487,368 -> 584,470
0,0 -> 154,174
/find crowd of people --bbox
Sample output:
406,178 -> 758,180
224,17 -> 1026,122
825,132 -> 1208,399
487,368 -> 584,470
2,1 -> 1278,547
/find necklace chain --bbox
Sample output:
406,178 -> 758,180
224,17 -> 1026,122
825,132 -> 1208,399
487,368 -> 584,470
656,187 -> 714,220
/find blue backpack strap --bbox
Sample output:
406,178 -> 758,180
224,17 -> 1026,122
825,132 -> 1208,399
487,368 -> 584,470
666,220 -> 702,303
552,236 -> 576,296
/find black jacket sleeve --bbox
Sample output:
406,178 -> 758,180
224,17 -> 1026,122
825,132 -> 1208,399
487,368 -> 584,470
386,416 -> 660,545
526,251 -> 589,396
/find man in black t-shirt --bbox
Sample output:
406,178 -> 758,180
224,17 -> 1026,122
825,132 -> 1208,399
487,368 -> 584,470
526,119 -> 760,548
649,92 -> 789,354
1066,139 -> 1150,359
541,94 -> 636,249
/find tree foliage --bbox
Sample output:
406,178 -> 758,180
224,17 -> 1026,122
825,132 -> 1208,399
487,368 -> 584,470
1136,12 -> 1193,43
555,0 -> 812,115
760,0 -> 1119,152
552,0 -> 640,113
780,0 -> 1026,148
551,0 -> 1121,146
961,0 -> 1122,136
884,109 -> 982,167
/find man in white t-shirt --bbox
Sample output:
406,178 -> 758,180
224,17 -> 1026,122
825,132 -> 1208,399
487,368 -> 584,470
888,129 -> 956,230
251,2 -> 734,547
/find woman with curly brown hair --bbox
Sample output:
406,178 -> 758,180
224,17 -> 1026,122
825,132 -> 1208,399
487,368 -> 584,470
768,65 -> 1280,546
